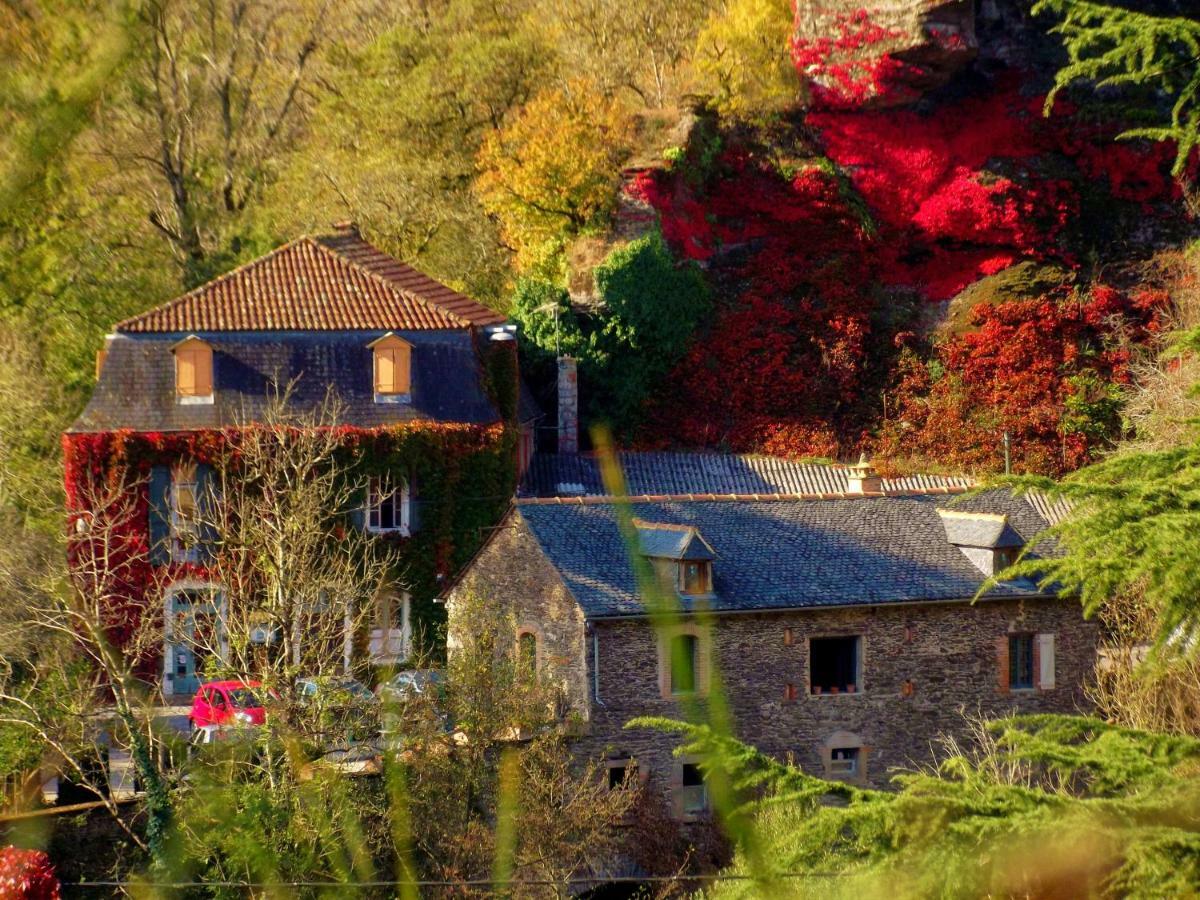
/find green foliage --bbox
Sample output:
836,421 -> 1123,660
987,428 -> 1200,648
693,0 -> 797,119
651,713 -> 1200,899
1036,0 -> 1200,175
512,230 -> 710,436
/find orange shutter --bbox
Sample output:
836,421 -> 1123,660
394,343 -> 411,394
177,350 -> 197,395
194,347 -> 212,395
376,348 -> 395,393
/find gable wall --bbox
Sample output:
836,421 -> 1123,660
447,511 -> 590,720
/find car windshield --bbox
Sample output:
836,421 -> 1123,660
226,688 -> 263,708
392,670 -> 444,691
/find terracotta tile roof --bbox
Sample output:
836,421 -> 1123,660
116,228 -> 507,333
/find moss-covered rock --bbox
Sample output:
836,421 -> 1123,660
934,260 -> 1075,337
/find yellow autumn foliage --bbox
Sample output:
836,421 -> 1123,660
474,79 -> 634,273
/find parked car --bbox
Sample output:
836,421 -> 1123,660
378,669 -> 448,739
295,675 -> 379,744
377,669 -> 445,704
189,680 -> 269,728
297,742 -> 384,782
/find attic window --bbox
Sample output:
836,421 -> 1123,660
173,336 -> 213,403
369,333 -> 412,401
680,560 -> 711,595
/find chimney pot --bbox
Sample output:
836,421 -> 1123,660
331,220 -> 359,234
847,455 -> 883,494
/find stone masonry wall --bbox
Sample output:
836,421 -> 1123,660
579,598 -> 1096,794
446,510 -> 590,720
449,509 -> 1098,800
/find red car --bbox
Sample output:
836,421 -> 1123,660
189,680 -> 269,728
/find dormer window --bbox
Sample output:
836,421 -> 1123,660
937,509 -> 1025,577
634,519 -> 716,598
369,333 -> 412,403
173,336 -> 213,404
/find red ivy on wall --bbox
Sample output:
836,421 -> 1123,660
62,422 -> 509,666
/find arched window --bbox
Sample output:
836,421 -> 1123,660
517,630 -> 538,677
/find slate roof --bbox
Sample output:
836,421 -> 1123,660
521,451 -> 972,498
70,330 -> 500,432
515,490 -> 1054,618
116,229 -> 507,333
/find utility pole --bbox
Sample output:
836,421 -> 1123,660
1002,429 -> 1011,475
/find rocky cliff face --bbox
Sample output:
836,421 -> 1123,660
792,1 -> 977,107
555,0 -> 1195,476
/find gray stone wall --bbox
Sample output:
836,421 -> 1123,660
446,511 -> 590,720
449,510 -> 1098,798
580,598 -> 1097,792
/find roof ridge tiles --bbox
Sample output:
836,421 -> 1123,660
514,486 -> 973,506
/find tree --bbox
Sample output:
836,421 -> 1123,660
190,389 -> 399,710
537,0 -> 715,108
1036,0 -> 1200,177
475,79 -> 634,273
0,467 -> 175,862
102,0 -> 352,282
640,713 -> 1200,898
258,0 -> 553,303
693,0 -> 797,118
512,230 -> 711,436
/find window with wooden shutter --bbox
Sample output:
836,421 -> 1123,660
369,333 -> 412,399
1037,633 -> 1056,689
173,336 -> 213,401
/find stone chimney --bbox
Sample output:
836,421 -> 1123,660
846,454 -> 883,494
557,356 -> 579,455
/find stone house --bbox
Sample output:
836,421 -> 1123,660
446,454 -> 1095,813
67,223 -> 534,696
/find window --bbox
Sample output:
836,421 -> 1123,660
370,333 -> 412,400
173,337 -> 213,401
810,636 -> 861,695
366,477 -> 409,535
607,760 -> 637,791
679,763 -> 708,816
680,560 -> 711,595
829,747 -> 859,777
659,625 -> 708,698
171,466 -> 200,562
1009,633 -> 1035,690
995,547 -> 1022,572
669,633 -> 698,695
517,630 -> 538,677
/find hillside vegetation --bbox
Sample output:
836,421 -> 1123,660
2,0 -> 1199,517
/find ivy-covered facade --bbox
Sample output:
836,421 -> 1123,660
65,224 -> 525,695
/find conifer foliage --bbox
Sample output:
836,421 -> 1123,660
1037,0 -> 1200,176
636,714 -> 1200,898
